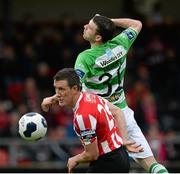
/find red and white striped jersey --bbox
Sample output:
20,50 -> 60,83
73,92 -> 123,155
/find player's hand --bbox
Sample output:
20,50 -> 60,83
41,94 -> 59,112
67,157 -> 78,173
124,140 -> 144,153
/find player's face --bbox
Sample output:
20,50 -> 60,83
54,80 -> 74,107
83,19 -> 99,42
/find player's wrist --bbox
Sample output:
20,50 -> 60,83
122,138 -> 128,145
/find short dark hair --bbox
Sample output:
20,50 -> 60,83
93,15 -> 115,43
53,68 -> 81,90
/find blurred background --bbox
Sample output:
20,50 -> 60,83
0,0 -> 180,172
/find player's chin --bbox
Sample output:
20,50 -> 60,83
83,34 -> 87,40
58,101 -> 65,107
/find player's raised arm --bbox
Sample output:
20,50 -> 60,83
111,18 -> 142,34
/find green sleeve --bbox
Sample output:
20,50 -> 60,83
74,52 -> 89,83
112,28 -> 138,50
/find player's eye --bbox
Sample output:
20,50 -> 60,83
55,87 -> 63,93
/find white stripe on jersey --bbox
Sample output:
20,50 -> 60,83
121,60 -> 126,72
115,131 -> 123,145
83,82 -> 125,99
89,114 -> 97,130
87,66 -> 119,83
111,133 -> 121,148
83,85 -> 126,105
101,141 -> 111,153
87,61 -> 126,84
76,114 -> 85,130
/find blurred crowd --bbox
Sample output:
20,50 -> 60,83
0,11 -> 180,166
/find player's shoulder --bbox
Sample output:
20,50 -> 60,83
78,93 -> 97,111
76,49 -> 95,66
78,48 -> 92,55
83,92 -> 97,104
75,93 -> 98,119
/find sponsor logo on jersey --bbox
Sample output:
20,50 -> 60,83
123,30 -> 135,40
94,46 -> 126,68
109,93 -> 121,102
76,69 -> 85,79
105,48 -> 113,57
84,93 -> 96,103
99,52 -> 122,67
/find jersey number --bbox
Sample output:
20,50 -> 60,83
97,102 -> 122,147
98,67 -> 122,97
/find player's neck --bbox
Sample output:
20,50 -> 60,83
90,41 -> 103,48
72,92 -> 82,108
72,92 -> 82,112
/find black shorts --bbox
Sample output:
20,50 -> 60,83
86,146 -> 130,173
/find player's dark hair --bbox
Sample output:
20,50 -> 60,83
93,15 -> 115,43
54,68 -> 82,90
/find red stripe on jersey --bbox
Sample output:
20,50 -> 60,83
73,117 -> 80,136
73,92 -> 123,155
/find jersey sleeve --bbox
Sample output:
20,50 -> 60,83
74,52 -> 89,84
112,27 -> 138,50
74,114 -> 97,146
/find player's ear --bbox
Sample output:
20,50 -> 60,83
95,35 -> 102,42
72,85 -> 79,91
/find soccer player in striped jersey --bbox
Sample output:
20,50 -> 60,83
41,68 -> 143,173
74,14 -> 168,173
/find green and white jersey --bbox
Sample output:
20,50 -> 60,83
75,28 -> 138,109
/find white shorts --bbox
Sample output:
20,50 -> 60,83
122,106 -> 153,159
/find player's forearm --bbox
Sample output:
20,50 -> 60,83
107,102 -> 128,142
74,150 -> 98,164
114,109 -> 128,143
111,18 -> 142,33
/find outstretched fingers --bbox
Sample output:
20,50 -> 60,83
124,140 -> 144,153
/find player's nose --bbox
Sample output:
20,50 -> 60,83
84,24 -> 87,29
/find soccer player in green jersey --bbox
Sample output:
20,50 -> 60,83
74,14 -> 168,173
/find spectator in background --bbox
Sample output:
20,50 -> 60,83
126,81 -> 157,132
0,102 -> 11,137
22,77 -> 41,112
147,124 -> 167,162
35,62 -> 53,97
19,43 -> 38,78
